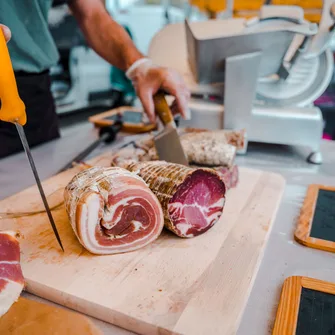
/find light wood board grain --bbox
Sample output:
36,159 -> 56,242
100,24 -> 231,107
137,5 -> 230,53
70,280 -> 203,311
0,160 -> 285,335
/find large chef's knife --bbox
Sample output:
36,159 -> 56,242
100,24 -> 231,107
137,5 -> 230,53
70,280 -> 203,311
153,92 -> 188,166
0,31 -> 64,251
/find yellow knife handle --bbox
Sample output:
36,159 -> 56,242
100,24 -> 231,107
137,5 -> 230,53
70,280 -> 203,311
153,92 -> 175,127
0,30 -> 26,125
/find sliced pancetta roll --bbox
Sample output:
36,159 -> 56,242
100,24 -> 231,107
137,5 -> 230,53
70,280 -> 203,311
64,167 -> 164,255
0,231 -> 25,317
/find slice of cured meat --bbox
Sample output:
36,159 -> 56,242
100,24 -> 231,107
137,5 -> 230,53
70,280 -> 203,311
123,161 -> 226,238
0,231 -> 25,317
64,166 -> 164,255
213,165 -> 239,190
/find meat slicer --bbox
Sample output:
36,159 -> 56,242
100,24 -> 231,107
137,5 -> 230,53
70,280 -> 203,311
149,1 -> 335,164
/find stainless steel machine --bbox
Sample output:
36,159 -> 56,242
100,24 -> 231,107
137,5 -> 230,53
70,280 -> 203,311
153,1 -> 335,164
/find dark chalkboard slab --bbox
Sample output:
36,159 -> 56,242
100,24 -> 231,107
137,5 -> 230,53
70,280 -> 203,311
296,287 -> 335,334
273,276 -> 335,335
295,184 -> 335,253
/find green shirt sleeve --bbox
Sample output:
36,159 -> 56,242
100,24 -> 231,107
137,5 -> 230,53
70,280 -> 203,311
0,0 -> 59,73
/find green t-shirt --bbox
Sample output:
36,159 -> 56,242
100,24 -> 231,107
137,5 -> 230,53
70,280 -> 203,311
0,0 -> 59,72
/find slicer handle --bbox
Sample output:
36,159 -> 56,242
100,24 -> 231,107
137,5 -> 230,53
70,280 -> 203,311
153,92 -> 175,128
0,30 -> 26,125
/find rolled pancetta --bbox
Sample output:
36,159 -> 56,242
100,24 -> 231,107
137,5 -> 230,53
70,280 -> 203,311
64,167 -> 164,255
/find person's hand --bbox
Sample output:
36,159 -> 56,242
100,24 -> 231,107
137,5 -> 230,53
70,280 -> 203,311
0,24 -> 11,42
126,58 -> 191,123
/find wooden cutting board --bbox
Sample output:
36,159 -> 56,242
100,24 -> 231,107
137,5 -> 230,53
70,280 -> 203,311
0,156 -> 285,335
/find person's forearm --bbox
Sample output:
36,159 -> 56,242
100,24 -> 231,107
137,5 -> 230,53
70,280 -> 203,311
69,0 -> 144,71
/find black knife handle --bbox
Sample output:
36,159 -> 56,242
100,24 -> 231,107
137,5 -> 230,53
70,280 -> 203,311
99,120 -> 122,144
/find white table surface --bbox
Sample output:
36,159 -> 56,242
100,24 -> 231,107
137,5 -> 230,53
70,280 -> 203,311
1,120 -> 335,334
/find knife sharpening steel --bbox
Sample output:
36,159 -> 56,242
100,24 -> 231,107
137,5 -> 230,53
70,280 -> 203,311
152,1 -> 335,164
273,276 -> 335,335
295,184 -> 335,253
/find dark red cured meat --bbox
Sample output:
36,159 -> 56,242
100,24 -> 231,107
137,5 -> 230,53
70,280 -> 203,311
0,231 -> 25,317
95,191 -> 159,248
214,165 -> 239,190
0,264 -> 24,285
103,205 -> 150,236
230,165 -> 239,188
0,279 -> 7,292
0,233 -> 20,262
123,161 -> 226,238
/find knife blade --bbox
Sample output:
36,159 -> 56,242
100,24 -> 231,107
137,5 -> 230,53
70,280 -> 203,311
153,92 -> 188,166
15,123 -> 64,251
0,30 -> 64,251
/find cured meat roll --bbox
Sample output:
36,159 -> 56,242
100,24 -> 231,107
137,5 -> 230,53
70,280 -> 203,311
180,132 -> 236,167
0,231 -> 24,317
123,161 -> 226,238
214,165 -> 239,190
64,167 -> 164,255
110,135 -> 236,168
182,128 -> 246,151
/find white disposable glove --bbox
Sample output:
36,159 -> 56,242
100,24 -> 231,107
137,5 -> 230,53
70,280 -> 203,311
0,24 -> 11,42
126,58 -> 191,123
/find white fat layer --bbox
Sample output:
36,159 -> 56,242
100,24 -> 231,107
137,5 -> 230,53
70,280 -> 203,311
0,261 -> 19,265
112,234 -> 127,239
132,220 -> 144,232
0,279 -> 24,317
176,223 -> 194,237
79,193 -> 101,252
0,231 -> 19,239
